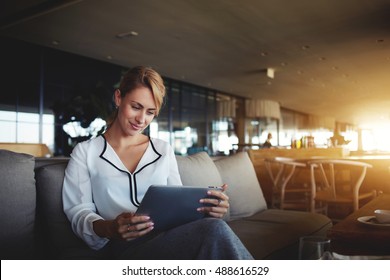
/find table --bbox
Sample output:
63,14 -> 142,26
328,194 -> 390,256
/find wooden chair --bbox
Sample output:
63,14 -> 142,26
307,159 -> 376,219
264,157 -> 310,210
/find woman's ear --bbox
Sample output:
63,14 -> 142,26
114,89 -> 121,108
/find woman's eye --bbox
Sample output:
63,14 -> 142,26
132,105 -> 141,110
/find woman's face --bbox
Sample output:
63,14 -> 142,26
114,86 -> 157,136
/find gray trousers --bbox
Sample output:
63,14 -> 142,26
103,218 -> 253,260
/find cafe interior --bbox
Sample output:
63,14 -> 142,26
1,0 -> 390,256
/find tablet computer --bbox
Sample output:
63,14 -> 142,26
135,185 -> 221,231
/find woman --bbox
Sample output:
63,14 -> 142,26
262,133 -> 272,148
62,66 -> 253,259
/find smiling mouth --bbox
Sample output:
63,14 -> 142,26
130,122 -> 142,130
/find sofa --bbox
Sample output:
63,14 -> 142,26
0,149 -> 332,259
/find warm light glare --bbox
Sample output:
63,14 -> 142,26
362,122 -> 390,152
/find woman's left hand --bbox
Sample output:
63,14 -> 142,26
198,184 -> 229,218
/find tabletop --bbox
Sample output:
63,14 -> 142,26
327,194 -> 390,255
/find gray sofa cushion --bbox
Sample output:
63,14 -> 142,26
35,162 -> 101,259
34,157 -> 70,169
176,152 -> 224,187
0,149 -> 36,259
228,209 -> 333,259
214,152 -> 267,220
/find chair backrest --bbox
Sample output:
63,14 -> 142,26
265,157 -> 306,185
307,159 -> 372,211
264,157 -> 289,188
264,157 -> 308,209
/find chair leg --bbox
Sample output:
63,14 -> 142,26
271,193 -> 278,208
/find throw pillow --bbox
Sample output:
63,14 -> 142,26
213,152 -> 267,220
176,152 -> 223,187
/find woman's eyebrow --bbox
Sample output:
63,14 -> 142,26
131,101 -> 156,111
131,101 -> 143,107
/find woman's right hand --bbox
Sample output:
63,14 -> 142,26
114,212 -> 154,240
94,212 -> 154,241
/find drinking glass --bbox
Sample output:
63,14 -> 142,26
299,236 -> 332,260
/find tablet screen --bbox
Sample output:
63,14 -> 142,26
135,185 -> 217,231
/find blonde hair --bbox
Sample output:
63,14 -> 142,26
107,66 -> 166,127
118,66 -> 165,115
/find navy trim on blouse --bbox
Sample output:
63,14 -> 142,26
98,135 -> 162,208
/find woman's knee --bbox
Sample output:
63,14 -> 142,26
196,217 -> 224,227
193,218 -> 232,235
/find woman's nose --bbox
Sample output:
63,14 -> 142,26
135,111 -> 146,124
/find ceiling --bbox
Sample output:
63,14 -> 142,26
1,0 -> 390,128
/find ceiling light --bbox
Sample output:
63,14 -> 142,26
51,40 -> 60,46
267,68 -> 275,79
116,31 -> 139,39
245,99 -> 281,119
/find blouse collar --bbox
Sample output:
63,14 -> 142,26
99,135 -> 161,174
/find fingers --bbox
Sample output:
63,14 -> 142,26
212,191 -> 229,201
198,204 -> 229,218
115,213 -> 154,240
198,186 -> 230,218
200,188 -> 229,207
207,210 -> 227,218
121,220 -> 154,240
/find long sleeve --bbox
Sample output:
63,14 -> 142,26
62,142 -> 109,250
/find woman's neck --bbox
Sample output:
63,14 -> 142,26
104,124 -> 148,149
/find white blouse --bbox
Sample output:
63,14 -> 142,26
62,135 -> 182,250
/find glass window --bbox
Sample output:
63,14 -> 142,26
213,119 -> 238,155
17,122 -> 39,143
0,110 -> 55,152
0,110 -> 16,121
18,112 -> 40,123
150,80 -> 228,155
245,118 -> 278,147
0,120 -> 16,142
0,111 -> 17,142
